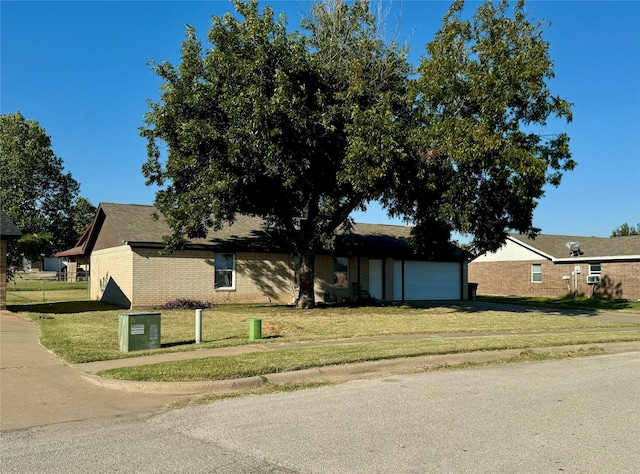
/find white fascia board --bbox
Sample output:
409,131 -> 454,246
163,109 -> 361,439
553,255 -> 640,263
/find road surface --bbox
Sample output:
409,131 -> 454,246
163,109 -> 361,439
2,352 -> 639,473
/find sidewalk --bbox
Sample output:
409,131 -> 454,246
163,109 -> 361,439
1,310 -> 193,431
2,306 -> 639,431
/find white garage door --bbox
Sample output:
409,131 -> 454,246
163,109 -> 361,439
393,261 -> 461,300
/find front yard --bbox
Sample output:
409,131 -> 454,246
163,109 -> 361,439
8,282 -> 640,383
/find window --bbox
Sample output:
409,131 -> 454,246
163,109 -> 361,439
333,257 -> 349,288
531,264 -> 542,282
214,253 -> 235,289
589,263 -> 601,275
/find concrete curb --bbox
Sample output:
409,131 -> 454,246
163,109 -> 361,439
77,341 -> 640,396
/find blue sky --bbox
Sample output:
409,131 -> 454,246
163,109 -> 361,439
2,1 -> 639,239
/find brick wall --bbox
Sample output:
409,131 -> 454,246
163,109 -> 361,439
92,245 -> 477,308
122,249 -> 298,307
222,251 -> 296,305
132,247 -> 214,307
90,246 -> 134,307
592,261 -> 640,300
469,259 -> 640,300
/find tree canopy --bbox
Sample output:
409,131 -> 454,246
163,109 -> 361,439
391,0 -> 574,252
0,111 -> 96,260
611,223 -> 640,237
141,0 -> 574,307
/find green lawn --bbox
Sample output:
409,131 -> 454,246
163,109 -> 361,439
6,276 -> 88,304
8,284 -> 640,382
100,331 -> 640,382
477,295 -> 640,313
12,302 -> 640,364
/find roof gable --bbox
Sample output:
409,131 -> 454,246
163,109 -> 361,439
508,233 -> 640,260
473,238 -> 547,262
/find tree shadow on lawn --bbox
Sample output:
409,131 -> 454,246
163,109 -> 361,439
160,334 -> 275,349
7,301 -> 122,314
401,300 -> 602,317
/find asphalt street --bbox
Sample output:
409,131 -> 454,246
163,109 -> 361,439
2,352 -> 639,473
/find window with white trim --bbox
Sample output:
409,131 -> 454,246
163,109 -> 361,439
214,253 -> 235,289
531,263 -> 542,282
589,263 -> 601,275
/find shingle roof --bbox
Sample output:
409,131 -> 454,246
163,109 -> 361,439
54,245 -> 85,258
92,203 -> 460,259
0,210 -> 22,239
509,233 -> 640,260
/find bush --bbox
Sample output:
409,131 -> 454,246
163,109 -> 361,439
159,299 -> 215,310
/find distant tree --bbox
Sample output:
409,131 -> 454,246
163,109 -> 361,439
0,111 -> 96,261
14,233 -> 54,264
141,0 -> 574,308
611,223 -> 640,237
70,196 -> 97,239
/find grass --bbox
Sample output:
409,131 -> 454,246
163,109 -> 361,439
478,295 -> 640,313
7,284 -> 640,382
6,277 -> 88,304
98,332 -> 639,382
13,303 -> 640,364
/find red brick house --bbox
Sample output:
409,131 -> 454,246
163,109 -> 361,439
469,233 -> 640,300
81,203 -> 470,308
1,210 -> 22,309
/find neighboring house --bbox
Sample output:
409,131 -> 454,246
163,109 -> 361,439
1,210 -> 22,309
54,224 -> 91,282
469,233 -> 640,300
80,203 -> 469,308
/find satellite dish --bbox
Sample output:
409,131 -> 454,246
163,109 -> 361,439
565,241 -> 583,257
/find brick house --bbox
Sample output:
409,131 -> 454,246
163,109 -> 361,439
1,210 -> 22,309
469,233 -> 640,300
81,203 -> 469,308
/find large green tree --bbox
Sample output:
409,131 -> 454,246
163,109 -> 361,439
389,0 -> 574,252
0,111 -> 96,259
142,0 -> 409,307
141,0 -> 574,308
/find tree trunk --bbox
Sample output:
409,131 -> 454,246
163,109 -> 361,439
296,252 -> 316,309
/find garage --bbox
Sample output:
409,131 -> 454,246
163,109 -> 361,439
393,261 -> 461,300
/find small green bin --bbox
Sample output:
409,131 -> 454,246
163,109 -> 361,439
119,312 -> 161,352
249,318 -> 262,341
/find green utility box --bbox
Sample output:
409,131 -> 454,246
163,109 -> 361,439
249,318 -> 262,341
118,312 -> 161,352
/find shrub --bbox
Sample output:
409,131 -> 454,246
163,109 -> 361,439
159,299 -> 214,310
